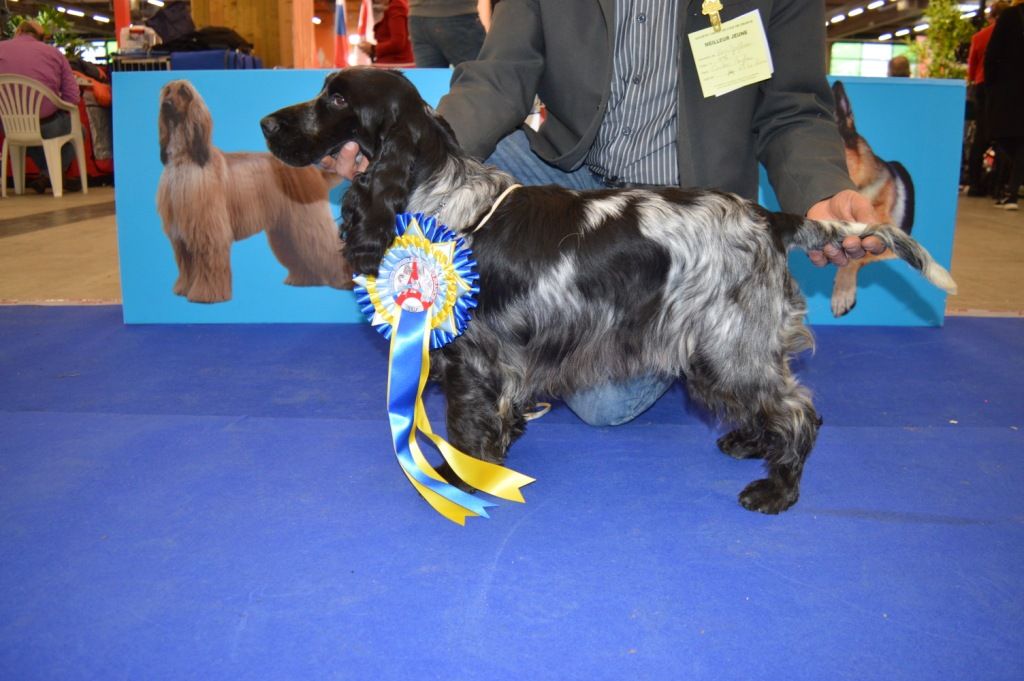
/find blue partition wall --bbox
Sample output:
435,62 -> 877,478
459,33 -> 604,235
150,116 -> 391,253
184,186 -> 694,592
114,70 -> 962,325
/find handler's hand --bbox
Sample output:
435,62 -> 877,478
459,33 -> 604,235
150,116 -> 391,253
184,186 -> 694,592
805,189 -> 887,267
319,141 -> 369,180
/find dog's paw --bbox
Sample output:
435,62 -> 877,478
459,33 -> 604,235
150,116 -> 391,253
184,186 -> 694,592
435,461 -> 476,495
831,290 -> 857,318
716,430 -> 763,459
738,478 -> 799,514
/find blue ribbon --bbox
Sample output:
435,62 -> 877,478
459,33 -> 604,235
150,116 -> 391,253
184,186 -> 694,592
387,308 -> 496,518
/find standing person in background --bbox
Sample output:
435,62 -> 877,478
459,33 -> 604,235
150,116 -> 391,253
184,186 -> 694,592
408,0 -> 486,67
966,1 -> 1009,197
360,0 -> 414,65
985,0 -> 1024,210
887,55 -> 911,77
0,20 -> 81,193
325,1 -> 886,426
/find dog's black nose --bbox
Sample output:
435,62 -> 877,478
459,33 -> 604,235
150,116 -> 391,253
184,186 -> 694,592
260,116 -> 280,137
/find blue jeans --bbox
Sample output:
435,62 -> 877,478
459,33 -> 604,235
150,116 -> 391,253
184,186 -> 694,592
484,130 -> 675,426
27,111 -> 75,177
408,14 -> 485,68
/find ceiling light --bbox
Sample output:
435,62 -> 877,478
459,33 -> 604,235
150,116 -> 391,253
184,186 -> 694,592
831,14 -> 846,22
894,28 -> 910,36
147,0 -> 165,6
961,11 -> 977,19
867,0 -> 885,9
848,7 -> 865,17
93,15 -> 110,23
914,23 -> 929,32
56,6 -> 66,12
65,8 -> 85,17
878,32 -> 893,40
312,16 -> 322,24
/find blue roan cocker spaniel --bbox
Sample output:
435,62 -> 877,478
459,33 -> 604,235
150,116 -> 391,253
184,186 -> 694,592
261,67 -> 955,514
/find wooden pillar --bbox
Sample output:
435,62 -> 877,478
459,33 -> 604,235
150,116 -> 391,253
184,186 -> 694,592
191,0 -> 319,68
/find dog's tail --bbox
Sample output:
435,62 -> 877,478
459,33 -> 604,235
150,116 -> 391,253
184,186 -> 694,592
777,215 -> 957,295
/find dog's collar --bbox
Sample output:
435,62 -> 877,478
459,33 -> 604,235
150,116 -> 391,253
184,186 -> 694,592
472,184 -> 522,233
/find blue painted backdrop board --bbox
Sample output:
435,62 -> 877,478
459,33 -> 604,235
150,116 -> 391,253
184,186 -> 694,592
763,77 -> 964,327
113,69 -> 452,324
114,71 -> 961,325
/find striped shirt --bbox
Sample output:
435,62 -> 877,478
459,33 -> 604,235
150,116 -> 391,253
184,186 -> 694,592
586,0 -> 680,186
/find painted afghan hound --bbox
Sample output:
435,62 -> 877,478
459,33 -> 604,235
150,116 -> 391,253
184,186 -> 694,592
157,79 -> 352,304
261,68 -> 956,514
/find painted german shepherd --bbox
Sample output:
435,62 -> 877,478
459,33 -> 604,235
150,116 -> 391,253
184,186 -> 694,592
831,80 -> 916,317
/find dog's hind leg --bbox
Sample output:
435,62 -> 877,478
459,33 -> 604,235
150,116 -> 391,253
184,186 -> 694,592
265,211 -> 353,290
716,429 -> 764,460
735,375 -> 820,514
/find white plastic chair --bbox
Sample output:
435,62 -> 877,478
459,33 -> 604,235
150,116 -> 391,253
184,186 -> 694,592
0,74 -> 88,198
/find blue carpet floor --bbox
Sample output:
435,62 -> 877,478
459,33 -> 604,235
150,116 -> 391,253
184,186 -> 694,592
1,306 -> 1022,681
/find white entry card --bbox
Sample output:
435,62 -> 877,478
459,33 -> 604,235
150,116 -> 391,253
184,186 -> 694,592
688,10 -> 774,98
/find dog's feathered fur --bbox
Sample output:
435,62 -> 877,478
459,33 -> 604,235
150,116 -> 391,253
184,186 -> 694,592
262,68 -> 956,514
157,79 -> 352,303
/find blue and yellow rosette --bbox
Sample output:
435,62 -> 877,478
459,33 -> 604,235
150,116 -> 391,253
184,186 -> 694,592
353,213 -> 535,524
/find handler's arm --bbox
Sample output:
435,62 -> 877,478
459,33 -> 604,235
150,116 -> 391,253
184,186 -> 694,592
752,0 -> 855,217
436,0 -> 546,160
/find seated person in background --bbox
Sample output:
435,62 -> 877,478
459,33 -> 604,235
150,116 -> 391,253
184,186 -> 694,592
0,20 -> 81,193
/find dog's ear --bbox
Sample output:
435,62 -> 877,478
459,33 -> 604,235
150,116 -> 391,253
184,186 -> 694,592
158,111 -> 170,165
832,81 -> 856,137
182,95 -> 213,167
341,124 -> 416,275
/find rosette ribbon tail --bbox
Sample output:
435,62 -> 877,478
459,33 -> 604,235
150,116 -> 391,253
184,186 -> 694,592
388,309 -> 496,524
388,309 -> 535,524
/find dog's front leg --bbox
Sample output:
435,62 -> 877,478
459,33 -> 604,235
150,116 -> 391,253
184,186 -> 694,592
169,238 -> 195,297
433,343 -> 527,489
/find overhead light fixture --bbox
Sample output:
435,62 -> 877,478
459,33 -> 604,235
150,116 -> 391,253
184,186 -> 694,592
914,23 -> 929,31
848,7 -> 865,17
961,11 -> 977,19
867,0 -> 885,9
56,6 -> 67,12
93,15 -> 110,23
65,8 -> 85,17
878,32 -> 893,40
831,14 -> 846,22
894,28 -> 911,37
312,16 -> 322,25
147,0 -> 166,6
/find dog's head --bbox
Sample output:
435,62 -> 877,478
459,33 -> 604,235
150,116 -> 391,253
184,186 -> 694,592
158,79 -> 212,166
261,67 -> 456,276
260,67 -> 430,168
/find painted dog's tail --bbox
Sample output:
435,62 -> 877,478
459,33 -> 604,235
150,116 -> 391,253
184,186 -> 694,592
780,216 -> 957,295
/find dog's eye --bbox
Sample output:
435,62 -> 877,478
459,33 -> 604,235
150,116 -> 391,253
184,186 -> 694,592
329,93 -> 346,108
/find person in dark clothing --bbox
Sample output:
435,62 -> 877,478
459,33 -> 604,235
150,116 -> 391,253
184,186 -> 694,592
985,0 -> 1024,210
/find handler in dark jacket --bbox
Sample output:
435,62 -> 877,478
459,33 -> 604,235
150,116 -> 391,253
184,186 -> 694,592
326,0 -> 885,425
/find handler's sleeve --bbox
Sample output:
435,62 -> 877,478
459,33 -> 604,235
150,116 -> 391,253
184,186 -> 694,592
436,0 -> 546,160
752,0 -> 854,216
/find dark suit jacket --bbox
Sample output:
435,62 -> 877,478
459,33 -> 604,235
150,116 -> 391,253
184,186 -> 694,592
437,0 -> 854,215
